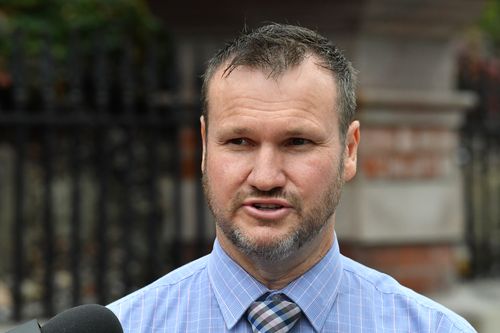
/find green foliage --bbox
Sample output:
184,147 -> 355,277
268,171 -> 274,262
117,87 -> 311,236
480,0 -> 500,54
0,0 -> 165,61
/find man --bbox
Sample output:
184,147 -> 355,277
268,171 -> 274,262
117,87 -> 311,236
108,24 -> 476,333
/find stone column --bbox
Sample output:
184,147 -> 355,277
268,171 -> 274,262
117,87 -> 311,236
336,0 -> 484,293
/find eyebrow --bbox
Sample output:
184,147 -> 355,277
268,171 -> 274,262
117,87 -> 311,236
282,128 -> 312,137
219,125 -> 316,137
227,126 -> 250,135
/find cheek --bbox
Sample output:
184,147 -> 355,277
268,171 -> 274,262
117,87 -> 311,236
286,155 -> 339,194
206,151 -> 250,193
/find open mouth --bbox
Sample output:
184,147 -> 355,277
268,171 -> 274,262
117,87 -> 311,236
242,199 -> 292,220
252,203 -> 284,210
242,198 -> 292,219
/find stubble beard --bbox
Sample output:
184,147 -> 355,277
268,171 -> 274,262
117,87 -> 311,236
202,158 -> 345,263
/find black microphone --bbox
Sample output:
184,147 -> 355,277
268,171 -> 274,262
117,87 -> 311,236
7,304 -> 123,333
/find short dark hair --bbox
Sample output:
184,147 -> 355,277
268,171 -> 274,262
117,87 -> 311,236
201,23 -> 357,141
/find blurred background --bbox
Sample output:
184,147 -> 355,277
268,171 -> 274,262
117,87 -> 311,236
0,0 -> 499,331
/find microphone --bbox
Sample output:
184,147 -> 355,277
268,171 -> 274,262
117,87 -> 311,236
7,304 -> 123,333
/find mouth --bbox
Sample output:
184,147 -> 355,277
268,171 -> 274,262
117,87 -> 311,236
251,203 -> 285,210
242,199 -> 292,220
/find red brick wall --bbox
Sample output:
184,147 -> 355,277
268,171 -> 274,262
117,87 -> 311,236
359,127 -> 456,180
340,241 -> 456,293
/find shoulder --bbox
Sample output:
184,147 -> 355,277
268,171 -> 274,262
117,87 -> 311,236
107,255 -> 210,315
339,255 -> 477,333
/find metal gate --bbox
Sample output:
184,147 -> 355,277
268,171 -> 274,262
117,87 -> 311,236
0,32 -> 210,321
459,54 -> 500,278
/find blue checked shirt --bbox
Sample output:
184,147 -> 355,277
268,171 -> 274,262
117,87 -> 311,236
108,237 -> 476,332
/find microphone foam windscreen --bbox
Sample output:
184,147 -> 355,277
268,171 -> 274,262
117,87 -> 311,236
41,304 -> 122,333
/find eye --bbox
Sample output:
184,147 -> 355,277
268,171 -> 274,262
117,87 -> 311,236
287,138 -> 311,146
228,138 -> 250,145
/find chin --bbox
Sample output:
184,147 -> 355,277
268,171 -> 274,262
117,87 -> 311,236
241,222 -> 295,242
227,226 -> 303,262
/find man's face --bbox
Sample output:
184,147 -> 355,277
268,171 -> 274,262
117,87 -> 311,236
201,57 -> 359,262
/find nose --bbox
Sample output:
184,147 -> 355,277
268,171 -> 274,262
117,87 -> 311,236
247,145 -> 286,192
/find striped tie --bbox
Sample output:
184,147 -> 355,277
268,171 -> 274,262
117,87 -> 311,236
247,294 -> 302,333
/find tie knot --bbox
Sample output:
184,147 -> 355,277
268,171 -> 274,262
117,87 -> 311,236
247,293 -> 302,333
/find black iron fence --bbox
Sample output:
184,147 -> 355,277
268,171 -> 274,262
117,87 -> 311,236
459,54 -> 500,278
0,32 -> 210,322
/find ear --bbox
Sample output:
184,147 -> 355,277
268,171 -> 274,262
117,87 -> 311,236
343,120 -> 360,182
200,115 -> 207,172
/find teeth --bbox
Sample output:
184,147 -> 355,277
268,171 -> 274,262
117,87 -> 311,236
254,203 -> 283,210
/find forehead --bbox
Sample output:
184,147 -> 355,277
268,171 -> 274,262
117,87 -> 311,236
206,57 -> 338,121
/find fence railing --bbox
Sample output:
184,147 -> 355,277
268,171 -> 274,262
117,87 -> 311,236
459,54 -> 500,278
0,32 -> 211,322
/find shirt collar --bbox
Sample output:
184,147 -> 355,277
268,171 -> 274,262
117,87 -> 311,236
207,236 -> 344,332
282,237 -> 343,332
207,240 -> 268,329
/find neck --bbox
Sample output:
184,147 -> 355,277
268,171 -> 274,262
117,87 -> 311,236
217,221 -> 335,290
